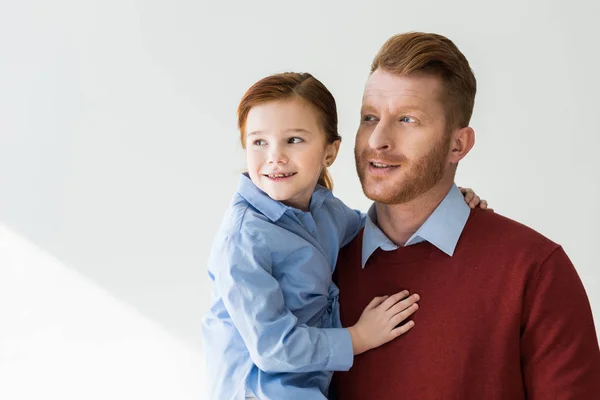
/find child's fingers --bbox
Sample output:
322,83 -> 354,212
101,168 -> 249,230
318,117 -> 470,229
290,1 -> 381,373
479,199 -> 488,209
469,194 -> 480,209
462,188 -> 474,202
386,293 -> 420,316
365,295 -> 389,310
390,320 -> 415,337
379,290 -> 410,311
389,302 -> 419,327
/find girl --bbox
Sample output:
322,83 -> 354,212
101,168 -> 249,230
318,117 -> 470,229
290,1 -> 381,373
201,72 -> 486,400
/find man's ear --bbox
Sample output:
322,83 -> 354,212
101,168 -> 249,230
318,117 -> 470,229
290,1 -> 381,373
448,127 -> 475,164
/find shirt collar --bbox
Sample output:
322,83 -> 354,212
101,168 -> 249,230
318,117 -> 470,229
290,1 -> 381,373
236,173 -> 332,222
361,184 -> 470,268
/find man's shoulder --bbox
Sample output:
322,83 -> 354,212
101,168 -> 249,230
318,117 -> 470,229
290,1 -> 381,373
464,208 -> 560,256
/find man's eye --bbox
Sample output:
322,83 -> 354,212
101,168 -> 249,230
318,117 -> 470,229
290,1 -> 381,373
400,116 -> 416,123
288,137 -> 303,144
362,115 -> 378,122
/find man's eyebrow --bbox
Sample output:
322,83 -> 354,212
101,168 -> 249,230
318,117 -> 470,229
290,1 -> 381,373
361,104 -> 432,118
394,106 -> 429,114
360,105 -> 377,114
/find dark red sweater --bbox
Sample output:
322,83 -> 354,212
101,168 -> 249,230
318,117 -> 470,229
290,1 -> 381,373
332,208 -> 600,400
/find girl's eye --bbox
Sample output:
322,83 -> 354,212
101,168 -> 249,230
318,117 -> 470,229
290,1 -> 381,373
253,139 -> 267,146
400,116 -> 416,123
288,137 -> 304,144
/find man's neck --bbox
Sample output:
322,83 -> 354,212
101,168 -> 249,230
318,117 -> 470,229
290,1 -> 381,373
375,179 -> 454,246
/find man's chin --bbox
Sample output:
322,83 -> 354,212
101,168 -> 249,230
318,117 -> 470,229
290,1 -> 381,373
362,178 -> 433,205
362,185 -> 405,205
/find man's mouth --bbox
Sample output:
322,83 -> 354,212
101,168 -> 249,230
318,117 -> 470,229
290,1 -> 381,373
368,161 -> 400,176
370,162 -> 399,169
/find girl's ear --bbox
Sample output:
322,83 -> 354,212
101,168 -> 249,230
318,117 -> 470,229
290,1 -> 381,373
324,139 -> 341,167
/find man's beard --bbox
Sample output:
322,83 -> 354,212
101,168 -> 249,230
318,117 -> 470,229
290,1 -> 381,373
355,134 -> 451,205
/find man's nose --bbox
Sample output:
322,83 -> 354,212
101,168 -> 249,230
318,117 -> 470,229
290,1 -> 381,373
368,122 -> 393,151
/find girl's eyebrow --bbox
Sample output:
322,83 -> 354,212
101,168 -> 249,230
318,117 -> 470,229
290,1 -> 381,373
247,128 -> 312,137
284,128 -> 312,135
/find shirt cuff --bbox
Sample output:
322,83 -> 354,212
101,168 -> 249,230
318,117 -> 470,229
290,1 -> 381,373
323,328 -> 354,371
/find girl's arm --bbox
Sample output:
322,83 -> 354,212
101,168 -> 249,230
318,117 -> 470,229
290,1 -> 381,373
337,203 -> 366,248
212,230 -> 416,374
214,231 -> 353,374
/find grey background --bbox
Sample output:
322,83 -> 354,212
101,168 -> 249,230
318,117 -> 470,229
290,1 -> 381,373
1,0 -> 598,398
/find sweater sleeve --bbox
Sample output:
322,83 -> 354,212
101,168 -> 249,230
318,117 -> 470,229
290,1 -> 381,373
520,246 -> 600,399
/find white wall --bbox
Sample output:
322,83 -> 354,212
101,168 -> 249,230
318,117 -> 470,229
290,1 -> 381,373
0,224 -> 204,399
0,0 -> 598,398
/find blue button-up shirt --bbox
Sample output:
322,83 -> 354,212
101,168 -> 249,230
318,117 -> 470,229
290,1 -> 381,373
201,174 -> 365,400
361,184 -> 471,268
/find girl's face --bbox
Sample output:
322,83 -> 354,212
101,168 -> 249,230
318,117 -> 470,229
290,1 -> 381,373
244,98 -> 339,211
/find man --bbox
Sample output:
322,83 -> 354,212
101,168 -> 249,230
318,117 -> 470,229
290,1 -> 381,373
332,32 -> 600,399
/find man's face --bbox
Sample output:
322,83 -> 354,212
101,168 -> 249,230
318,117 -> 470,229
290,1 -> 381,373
355,69 -> 453,205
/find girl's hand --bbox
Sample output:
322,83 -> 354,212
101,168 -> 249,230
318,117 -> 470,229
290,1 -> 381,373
459,187 -> 493,211
348,290 -> 420,355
